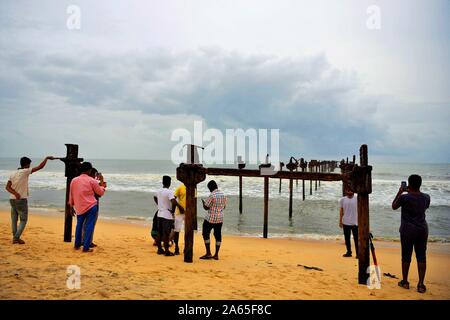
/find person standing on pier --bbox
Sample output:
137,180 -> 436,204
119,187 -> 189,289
339,189 -> 359,258
5,156 -> 55,244
200,180 -> 227,260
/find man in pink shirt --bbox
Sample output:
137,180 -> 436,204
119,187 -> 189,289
69,162 -> 106,252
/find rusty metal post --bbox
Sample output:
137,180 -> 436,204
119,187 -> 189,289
238,157 -> 245,214
315,164 -> 318,191
278,162 -> 284,194
263,176 -> 269,238
59,144 -> 83,243
300,159 -> 306,201
286,157 -> 297,220
177,145 -> 206,263
355,145 -> 372,284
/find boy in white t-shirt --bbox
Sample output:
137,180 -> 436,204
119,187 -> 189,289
153,176 -> 183,256
5,156 -> 55,244
339,190 -> 359,258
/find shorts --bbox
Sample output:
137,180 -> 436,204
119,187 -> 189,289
400,224 -> 428,263
174,214 -> 185,232
157,217 -> 174,240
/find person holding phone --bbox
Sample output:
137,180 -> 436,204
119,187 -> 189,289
81,167 -> 106,248
200,180 -> 227,260
392,174 -> 430,293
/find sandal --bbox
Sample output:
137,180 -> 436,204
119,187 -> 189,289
398,280 -> 410,289
417,284 -> 426,293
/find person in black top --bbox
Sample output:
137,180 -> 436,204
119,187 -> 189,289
392,174 -> 430,293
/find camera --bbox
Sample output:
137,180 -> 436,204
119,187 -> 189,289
401,181 -> 408,192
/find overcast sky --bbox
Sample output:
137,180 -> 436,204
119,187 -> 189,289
0,0 -> 449,163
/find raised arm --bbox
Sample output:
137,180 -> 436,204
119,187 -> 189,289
392,188 -> 404,210
32,156 -> 55,174
91,178 -> 106,197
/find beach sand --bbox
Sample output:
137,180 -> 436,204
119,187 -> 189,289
0,210 -> 449,300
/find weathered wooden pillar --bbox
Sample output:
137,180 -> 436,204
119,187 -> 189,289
239,175 -> 243,214
315,164 -> 318,191
238,158 -> 245,214
318,162 -> 321,187
59,144 -> 83,242
300,159 -> 306,201
286,158 -> 298,219
356,145 -> 371,284
278,162 -> 284,194
347,145 -> 372,284
176,163 -> 206,263
263,176 -> 269,238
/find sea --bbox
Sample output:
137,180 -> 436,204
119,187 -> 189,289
0,159 -> 449,242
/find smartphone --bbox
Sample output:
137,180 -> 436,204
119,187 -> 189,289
401,181 -> 407,192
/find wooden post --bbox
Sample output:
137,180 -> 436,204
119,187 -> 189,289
184,183 -> 196,262
238,157 -> 246,214
300,159 -> 306,201
59,144 -> 83,243
357,145 -> 371,285
278,162 -> 284,194
289,178 -> 293,219
239,175 -> 243,214
176,161 -> 206,263
315,165 -> 318,191
318,162 -> 321,187
263,176 -> 269,238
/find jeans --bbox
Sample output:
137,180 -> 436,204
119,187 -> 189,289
343,224 -> 358,255
75,205 -> 98,251
82,208 -> 99,244
10,199 -> 28,240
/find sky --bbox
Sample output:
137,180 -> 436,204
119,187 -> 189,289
0,0 -> 449,163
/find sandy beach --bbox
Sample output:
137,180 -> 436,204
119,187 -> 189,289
0,210 -> 449,300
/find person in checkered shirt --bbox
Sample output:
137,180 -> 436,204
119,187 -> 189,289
200,180 -> 227,260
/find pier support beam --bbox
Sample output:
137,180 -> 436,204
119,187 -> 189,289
263,176 -> 269,238
60,144 -> 83,243
176,161 -> 206,263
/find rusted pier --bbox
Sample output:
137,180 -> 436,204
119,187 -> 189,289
175,144 -> 372,285
59,144 -> 83,242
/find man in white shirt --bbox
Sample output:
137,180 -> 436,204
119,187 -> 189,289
339,190 -> 359,258
153,176 -> 183,256
5,156 -> 55,244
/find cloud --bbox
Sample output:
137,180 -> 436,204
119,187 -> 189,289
0,45 -> 448,162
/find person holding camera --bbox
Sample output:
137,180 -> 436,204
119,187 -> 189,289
69,162 -> 106,253
392,174 -> 430,293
